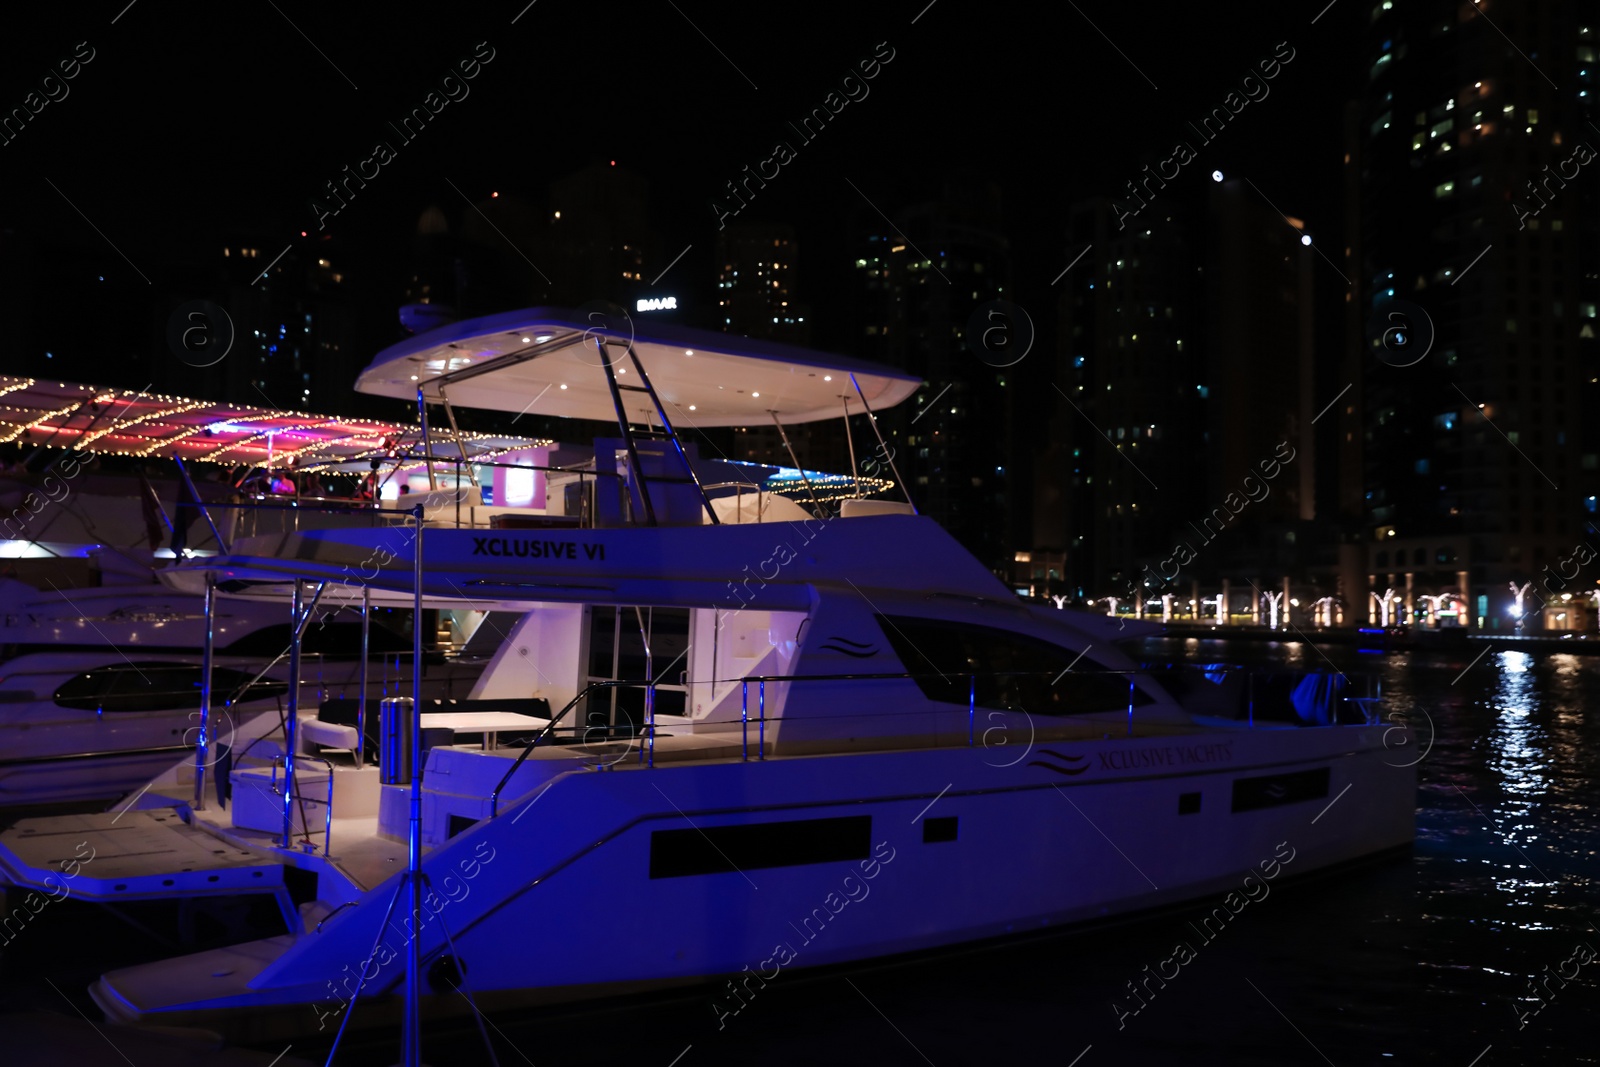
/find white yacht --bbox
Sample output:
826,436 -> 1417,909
0,578 -> 283,805
0,576 -> 494,806
0,311 -> 1415,1040
0,382 -> 540,805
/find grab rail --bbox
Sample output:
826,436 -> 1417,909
220,581 -> 327,706
488,679 -> 654,818
271,753 -> 335,855
315,899 -> 358,933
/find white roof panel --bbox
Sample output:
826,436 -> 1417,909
355,307 -> 922,426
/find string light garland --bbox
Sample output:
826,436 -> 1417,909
0,378 -> 36,402
723,459 -> 895,500
78,399 -> 211,450
0,375 -> 551,470
0,400 -> 86,445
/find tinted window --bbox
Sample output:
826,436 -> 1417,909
54,664 -> 288,712
220,619 -> 414,657
874,615 -> 1148,716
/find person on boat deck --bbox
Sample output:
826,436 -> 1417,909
238,468 -> 272,495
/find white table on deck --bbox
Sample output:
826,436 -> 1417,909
420,712 -> 547,750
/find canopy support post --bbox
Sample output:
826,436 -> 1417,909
356,585 -> 370,769
402,504 -> 425,1066
192,576 -> 216,809
769,410 -> 822,513
439,390 -> 480,490
842,397 -> 861,500
849,373 -> 916,512
416,387 -> 438,492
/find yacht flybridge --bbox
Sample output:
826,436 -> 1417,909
0,310 -> 1415,1042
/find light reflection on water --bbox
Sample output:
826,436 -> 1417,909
1091,636 -> 1600,1065
5,635 -> 1600,1066
1486,651 -> 1549,808
567,636 -> 1600,1067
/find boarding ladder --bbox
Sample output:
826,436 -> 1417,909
592,335 -> 719,526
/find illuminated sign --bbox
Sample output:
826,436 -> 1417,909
636,296 -> 678,312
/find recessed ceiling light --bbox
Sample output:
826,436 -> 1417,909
751,392 -> 760,398
560,384 -> 568,390
823,375 -> 832,381
685,350 -> 694,356
688,405 -> 697,411
521,336 -> 531,343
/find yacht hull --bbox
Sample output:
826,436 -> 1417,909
86,723 -> 1414,1038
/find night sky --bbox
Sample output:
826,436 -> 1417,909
1,0 -> 1364,365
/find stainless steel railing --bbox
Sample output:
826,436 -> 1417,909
272,752 -> 334,855
193,459 -> 829,540
484,665 -> 1381,817
488,679 -> 656,817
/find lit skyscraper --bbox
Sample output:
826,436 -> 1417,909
1350,1 -> 1599,628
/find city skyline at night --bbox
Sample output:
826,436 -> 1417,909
3,7 -> 1600,1067
1,1 -> 1594,621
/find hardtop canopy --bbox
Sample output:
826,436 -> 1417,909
355,307 -> 922,426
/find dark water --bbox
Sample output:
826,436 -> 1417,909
3,637 -> 1597,1066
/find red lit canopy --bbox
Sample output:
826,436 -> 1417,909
0,377 -> 548,471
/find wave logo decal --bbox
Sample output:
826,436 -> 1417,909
818,636 -> 879,658
1027,748 -> 1091,776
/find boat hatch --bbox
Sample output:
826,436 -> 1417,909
0,810 -> 282,901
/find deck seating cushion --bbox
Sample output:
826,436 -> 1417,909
301,718 -> 362,751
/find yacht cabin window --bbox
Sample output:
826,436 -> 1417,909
874,615 -> 1151,716
53,663 -> 288,713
